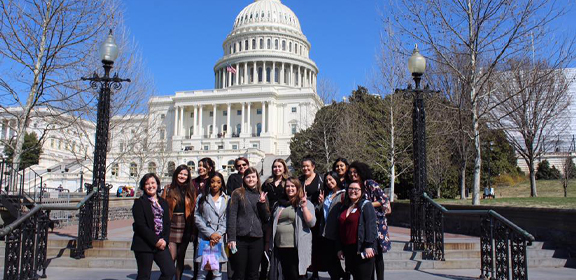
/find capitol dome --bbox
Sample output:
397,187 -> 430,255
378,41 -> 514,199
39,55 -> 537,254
213,0 -> 318,92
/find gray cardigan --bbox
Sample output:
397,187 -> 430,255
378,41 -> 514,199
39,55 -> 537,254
268,200 -> 316,279
194,193 -> 228,262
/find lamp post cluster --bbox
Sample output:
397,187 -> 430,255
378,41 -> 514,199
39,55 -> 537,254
82,30 -> 130,240
396,45 -> 438,250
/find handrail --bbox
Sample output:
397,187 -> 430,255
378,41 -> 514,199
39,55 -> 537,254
0,189 -> 98,237
422,192 -> 534,241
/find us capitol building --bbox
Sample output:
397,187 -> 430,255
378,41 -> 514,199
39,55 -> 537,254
0,0 -> 322,190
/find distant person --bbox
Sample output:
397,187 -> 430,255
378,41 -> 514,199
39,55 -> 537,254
194,172 -> 229,280
335,182 -> 377,280
226,167 -> 270,280
162,165 -> 196,280
131,173 -> 175,280
226,157 -> 250,195
117,187 -> 123,197
267,177 -> 316,280
57,185 -> 64,192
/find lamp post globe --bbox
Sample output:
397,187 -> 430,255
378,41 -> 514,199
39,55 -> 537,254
99,30 -> 119,64
408,44 -> 426,88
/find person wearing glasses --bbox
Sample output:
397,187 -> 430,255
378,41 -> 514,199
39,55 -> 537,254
347,161 -> 391,280
226,157 -> 250,195
335,182 -> 377,280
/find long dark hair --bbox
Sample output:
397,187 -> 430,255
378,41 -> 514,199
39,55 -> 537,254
347,161 -> 373,184
165,164 -> 194,206
323,171 -> 343,194
198,172 -> 226,214
332,158 -> 349,173
198,157 -> 216,177
139,173 -> 161,195
264,158 -> 290,185
284,177 -> 305,208
342,182 -> 366,208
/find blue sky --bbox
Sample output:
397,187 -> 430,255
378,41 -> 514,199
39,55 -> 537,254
122,0 -> 576,100
123,0 -> 386,99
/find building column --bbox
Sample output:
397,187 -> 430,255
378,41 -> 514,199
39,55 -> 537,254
212,104 -> 217,138
199,105 -> 204,137
228,68 -> 232,87
272,61 -> 276,83
226,103 -> 231,138
297,66 -> 301,87
235,63 -> 239,85
193,105 -> 198,136
241,102 -> 245,135
290,64 -> 293,86
253,61 -> 257,84
281,63 -> 285,84
173,106 -> 179,137
179,106 -> 184,137
244,62 -> 248,85
262,101 -> 267,134
247,102 -> 251,135
263,61 -> 267,83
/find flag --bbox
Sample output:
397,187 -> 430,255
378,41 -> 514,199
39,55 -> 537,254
226,65 -> 237,74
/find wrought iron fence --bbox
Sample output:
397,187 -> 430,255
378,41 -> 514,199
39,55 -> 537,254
419,192 -> 534,280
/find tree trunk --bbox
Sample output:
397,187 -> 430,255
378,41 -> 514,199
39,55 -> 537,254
389,110 -> 395,202
472,108 -> 482,205
529,160 -> 538,197
390,163 -> 395,202
459,158 -> 467,200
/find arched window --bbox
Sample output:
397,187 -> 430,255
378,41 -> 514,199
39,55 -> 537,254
167,161 -> 176,176
252,39 -> 256,49
239,41 -> 242,51
187,161 -> 196,171
275,39 -> 279,50
259,38 -> 263,49
245,40 -> 248,50
130,162 -> 137,177
148,162 -> 157,173
258,67 -> 263,82
257,123 -> 262,136
266,67 -> 271,82
289,42 -> 292,52
267,39 -> 271,49
282,40 -> 286,51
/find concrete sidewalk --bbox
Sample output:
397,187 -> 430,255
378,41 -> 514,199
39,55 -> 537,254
5,267 -> 574,280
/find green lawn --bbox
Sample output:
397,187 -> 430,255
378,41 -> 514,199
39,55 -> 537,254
433,179 -> 576,209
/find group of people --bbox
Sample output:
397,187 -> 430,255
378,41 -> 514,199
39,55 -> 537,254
131,156 -> 391,280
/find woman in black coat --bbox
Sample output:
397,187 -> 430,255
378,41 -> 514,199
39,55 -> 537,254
131,173 -> 175,280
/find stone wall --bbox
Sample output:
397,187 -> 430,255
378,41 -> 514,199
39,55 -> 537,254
389,202 -> 576,247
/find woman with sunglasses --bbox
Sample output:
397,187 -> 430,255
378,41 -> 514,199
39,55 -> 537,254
226,157 -> 250,195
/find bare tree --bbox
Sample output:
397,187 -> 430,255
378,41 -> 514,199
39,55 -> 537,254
490,60 -> 572,197
561,156 -> 574,198
317,78 -> 340,105
389,0 -> 571,204
0,0 -> 116,187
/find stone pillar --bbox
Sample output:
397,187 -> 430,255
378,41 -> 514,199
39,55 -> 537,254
290,64 -> 293,86
179,106 -> 184,137
241,102 -> 245,135
173,106 -> 179,137
193,105 -> 198,136
281,63 -> 285,84
253,61 -> 257,84
244,62 -> 248,85
228,68 -> 232,87
297,66 -> 301,87
272,61 -> 276,83
235,63 -> 239,85
263,61 -> 267,84
247,102 -> 251,135
262,101 -> 267,134
199,105 -> 204,137
226,103 -> 231,138
212,104 -> 217,138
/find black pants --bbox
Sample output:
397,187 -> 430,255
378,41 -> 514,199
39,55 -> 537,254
373,245 -> 384,280
321,237 -> 344,280
134,249 -> 175,280
342,244 -> 375,280
277,247 -> 300,280
230,236 -> 264,280
259,237 -> 269,280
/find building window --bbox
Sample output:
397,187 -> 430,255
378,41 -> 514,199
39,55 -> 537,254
204,145 -> 209,151
187,161 -> 196,171
289,42 -> 292,52
291,107 -> 297,113
258,67 -> 263,82
291,124 -> 297,134
111,163 -> 119,176
160,129 -> 165,140
257,109 -> 262,115
223,124 -> 228,132
209,111 -> 213,117
223,110 -> 227,116
260,38 -> 263,49
232,144 -> 238,150
130,162 -> 137,177
282,40 -> 286,50
252,39 -> 256,49
237,110 -> 242,115
252,143 -> 258,148
148,162 -> 157,173
275,39 -> 279,50
218,145 -> 224,150
245,40 -> 248,50
167,161 -> 176,176
191,112 -> 194,118
266,68 -> 271,82
267,39 -> 271,49
160,114 -> 165,119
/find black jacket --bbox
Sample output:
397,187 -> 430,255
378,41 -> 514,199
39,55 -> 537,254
334,198 -> 377,254
131,195 -> 171,252
226,173 -> 243,195
226,186 -> 270,242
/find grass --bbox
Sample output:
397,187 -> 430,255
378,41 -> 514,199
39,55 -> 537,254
433,179 -> 576,209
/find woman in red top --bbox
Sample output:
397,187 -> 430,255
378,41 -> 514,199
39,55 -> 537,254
336,182 -> 377,280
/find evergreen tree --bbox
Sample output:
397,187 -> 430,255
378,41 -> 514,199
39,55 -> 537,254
4,132 -> 42,170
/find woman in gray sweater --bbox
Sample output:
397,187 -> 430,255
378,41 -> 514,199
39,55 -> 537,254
226,167 -> 270,280
267,177 -> 316,280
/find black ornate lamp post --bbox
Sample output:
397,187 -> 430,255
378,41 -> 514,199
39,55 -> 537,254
82,30 -> 130,240
396,45 -> 436,250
